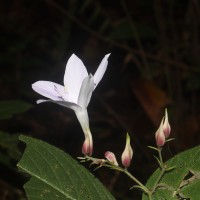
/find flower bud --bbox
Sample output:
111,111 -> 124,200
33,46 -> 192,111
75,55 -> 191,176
104,151 -> 118,166
121,133 -> 133,168
82,136 -> 93,156
155,118 -> 165,147
163,108 -> 171,138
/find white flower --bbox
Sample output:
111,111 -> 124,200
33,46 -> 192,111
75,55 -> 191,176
32,53 -> 111,155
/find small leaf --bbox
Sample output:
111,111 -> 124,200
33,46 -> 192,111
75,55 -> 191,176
153,156 -> 162,168
17,135 -> 115,200
0,100 -> 32,120
142,146 -> 200,200
147,146 -> 159,151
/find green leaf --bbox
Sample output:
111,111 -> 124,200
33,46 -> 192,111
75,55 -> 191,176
17,135 -> 116,200
0,132 -> 21,170
0,100 -> 32,120
142,146 -> 200,200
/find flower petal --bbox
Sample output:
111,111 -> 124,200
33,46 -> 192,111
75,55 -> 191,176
64,54 -> 88,103
37,99 -> 82,112
77,75 -> 94,109
93,53 -> 110,89
32,81 -> 65,101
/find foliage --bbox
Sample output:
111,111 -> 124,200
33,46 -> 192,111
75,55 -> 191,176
0,100 -> 32,199
0,99 -> 31,169
142,146 -> 200,200
17,135 -> 115,200
0,100 -> 32,120
17,135 -> 200,200
0,131 -> 21,168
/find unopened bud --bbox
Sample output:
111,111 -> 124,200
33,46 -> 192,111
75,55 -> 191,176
82,136 -> 93,156
155,118 -> 165,147
121,133 -> 133,168
163,108 -> 171,138
104,151 -> 118,166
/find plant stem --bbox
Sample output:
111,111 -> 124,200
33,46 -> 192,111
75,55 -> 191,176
152,167 -> 165,192
112,166 -> 151,197
123,169 -> 148,192
158,147 -> 163,165
150,147 -> 166,196
83,156 -> 151,195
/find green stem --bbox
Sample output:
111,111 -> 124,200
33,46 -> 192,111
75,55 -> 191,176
158,147 -> 163,165
123,169 -> 148,192
150,147 -> 166,196
82,156 -> 152,198
152,167 -> 165,193
112,166 -> 151,197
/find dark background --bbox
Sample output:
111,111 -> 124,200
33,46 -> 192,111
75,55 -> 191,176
0,0 -> 200,199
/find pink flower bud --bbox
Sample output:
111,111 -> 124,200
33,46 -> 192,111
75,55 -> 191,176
82,136 -> 93,156
104,151 -> 118,166
155,118 -> 166,147
121,133 -> 133,168
163,109 -> 171,138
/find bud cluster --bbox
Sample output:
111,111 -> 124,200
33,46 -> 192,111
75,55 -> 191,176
104,133 -> 133,168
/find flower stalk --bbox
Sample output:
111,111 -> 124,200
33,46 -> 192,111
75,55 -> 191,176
78,155 -> 151,196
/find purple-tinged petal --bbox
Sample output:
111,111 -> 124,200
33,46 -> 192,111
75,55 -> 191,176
55,101 -> 82,112
64,54 -> 88,103
77,75 -> 94,109
36,99 -> 82,112
32,81 -> 65,101
93,53 -> 110,89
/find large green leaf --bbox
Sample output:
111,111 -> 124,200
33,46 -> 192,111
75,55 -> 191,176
142,146 -> 200,200
17,135 -> 115,200
0,100 -> 32,120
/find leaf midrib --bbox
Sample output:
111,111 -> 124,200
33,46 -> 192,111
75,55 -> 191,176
18,164 -> 76,200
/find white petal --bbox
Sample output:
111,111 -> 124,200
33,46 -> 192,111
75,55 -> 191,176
32,81 -> 65,101
77,75 -> 94,109
93,53 -> 110,89
36,99 -> 82,112
36,99 -> 48,104
64,54 -> 88,103
56,101 -> 82,112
